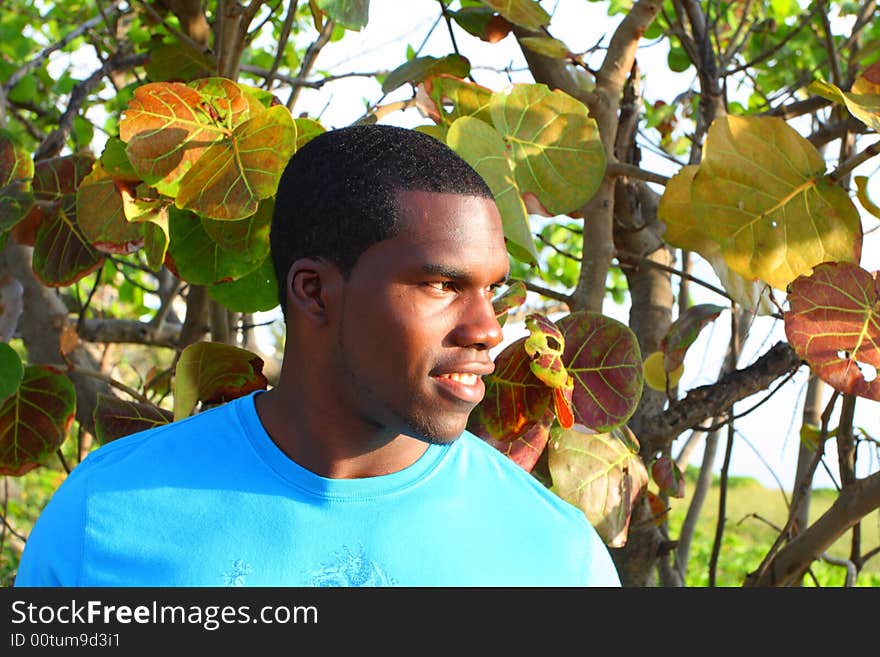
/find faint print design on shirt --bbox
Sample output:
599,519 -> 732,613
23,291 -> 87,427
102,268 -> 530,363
307,544 -> 397,586
223,559 -> 253,586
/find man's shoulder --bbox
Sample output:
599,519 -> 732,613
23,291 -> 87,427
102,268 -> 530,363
69,396 -> 245,484
453,431 -> 586,522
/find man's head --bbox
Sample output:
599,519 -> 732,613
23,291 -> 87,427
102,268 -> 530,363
270,124 -> 510,446
270,124 -> 494,317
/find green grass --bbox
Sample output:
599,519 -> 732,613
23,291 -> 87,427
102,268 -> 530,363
666,470 -> 880,587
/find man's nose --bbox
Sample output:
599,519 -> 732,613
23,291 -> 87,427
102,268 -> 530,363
454,293 -> 504,351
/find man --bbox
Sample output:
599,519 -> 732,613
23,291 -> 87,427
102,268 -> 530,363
15,124 -> 620,587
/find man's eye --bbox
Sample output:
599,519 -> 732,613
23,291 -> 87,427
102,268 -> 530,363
426,281 -> 457,292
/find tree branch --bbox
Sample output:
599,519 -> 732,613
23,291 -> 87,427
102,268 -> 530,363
639,341 -> 804,450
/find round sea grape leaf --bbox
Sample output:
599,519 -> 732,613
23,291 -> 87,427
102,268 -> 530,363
0,274 -> 24,342
475,408 -> 555,473
556,311 -> 644,432
192,77 -> 265,122
93,393 -> 173,445
489,83 -> 605,216
447,116 -> 537,265
693,115 -> 862,291
146,39 -> 217,82
381,54 -> 471,95
294,117 -> 326,151
207,256 -> 279,313
0,342 -> 23,402
0,365 -> 76,476
0,129 -> 35,232
173,341 -> 269,421
167,207 -> 263,285
77,163 -> 144,254
855,176 -> 880,221
120,82 -> 226,197
657,164 -> 716,255
201,197 -> 272,255
468,335 -> 553,443
415,75 -> 493,127
642,350 -> 683,392
548,423 -> 649,547
661,303 -> 725,372
450,6 -> 512,43
518,36 -> 571,59
784,261 -> 880,401
313,0 -> 369,31
808,78 -> 880,133
176,105 -> 297,220
480,0 -> 550,30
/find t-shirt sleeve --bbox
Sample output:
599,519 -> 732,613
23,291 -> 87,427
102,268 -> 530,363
580,517 -> 622,587
14,467 -> 89,587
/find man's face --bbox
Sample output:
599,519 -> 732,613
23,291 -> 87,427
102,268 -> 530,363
332,190 -> 509,445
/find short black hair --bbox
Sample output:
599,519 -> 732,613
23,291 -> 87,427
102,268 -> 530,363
270,124 -> 494,318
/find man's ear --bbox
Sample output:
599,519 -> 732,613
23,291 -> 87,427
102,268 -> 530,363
285,257 -> 341,325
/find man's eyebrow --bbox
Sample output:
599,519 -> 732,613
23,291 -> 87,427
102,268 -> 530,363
421,263 -> 509,284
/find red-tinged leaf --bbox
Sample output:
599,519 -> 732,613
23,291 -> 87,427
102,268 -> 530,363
59,324 -> 79,357
176,105 -> 297,220
0,342 -> 23,402
32,192 -> 104,287
77,163 -> 144,254
173,342 -> 268,420
646,490 -> 669,525
491,279 -> 526,319
548,423 -> 648,547
468,336 -> 553,442
10,207 -> 42,246
476,409 -> 554,472
191,77 -> 264,124
524,313 -> 568,388
93,393 -> 173,445
557,311 -> 644,432
0,365 -> 76,476
661,303 -> 725,372
784,261 -> 880,401
0,274 -> 24,342
553,383 -> 574,429
651,455 -> 685,498
120,82 -> 226,196
0,129 -> 34,232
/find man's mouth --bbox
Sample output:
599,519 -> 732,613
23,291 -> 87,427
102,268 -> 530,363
435,372 -> 479,386
431,372 -> 486,404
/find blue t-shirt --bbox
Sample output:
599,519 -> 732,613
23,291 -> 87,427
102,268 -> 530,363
15,392 -> 620,587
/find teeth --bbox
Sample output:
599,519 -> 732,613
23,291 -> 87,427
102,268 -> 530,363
440,373 -> 478,385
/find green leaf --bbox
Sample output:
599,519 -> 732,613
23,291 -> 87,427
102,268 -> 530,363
667,45 -> 691,72
146,38 -> 217,82
167,207 -> 264,285
176,105 -> 297,220
207,256 -> 279,313
173,342 -> 269,420
490,83 -> 605,216
201,197 -> 272,256
381,54 -> 471,95
0,365 -> 76,476
446,116 -> 537,265
0,342 -> 23,402
661,303 -> 725,372
855,176 -> 880,220
479,0 -> 549,30
518,36 -> 571,58
93,393 -> 173,445
548,423 -> 649,547
416,75 -> 493,127
314,0 -> 369,30
693,115 -> 862,291
809,78 -> 880,133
